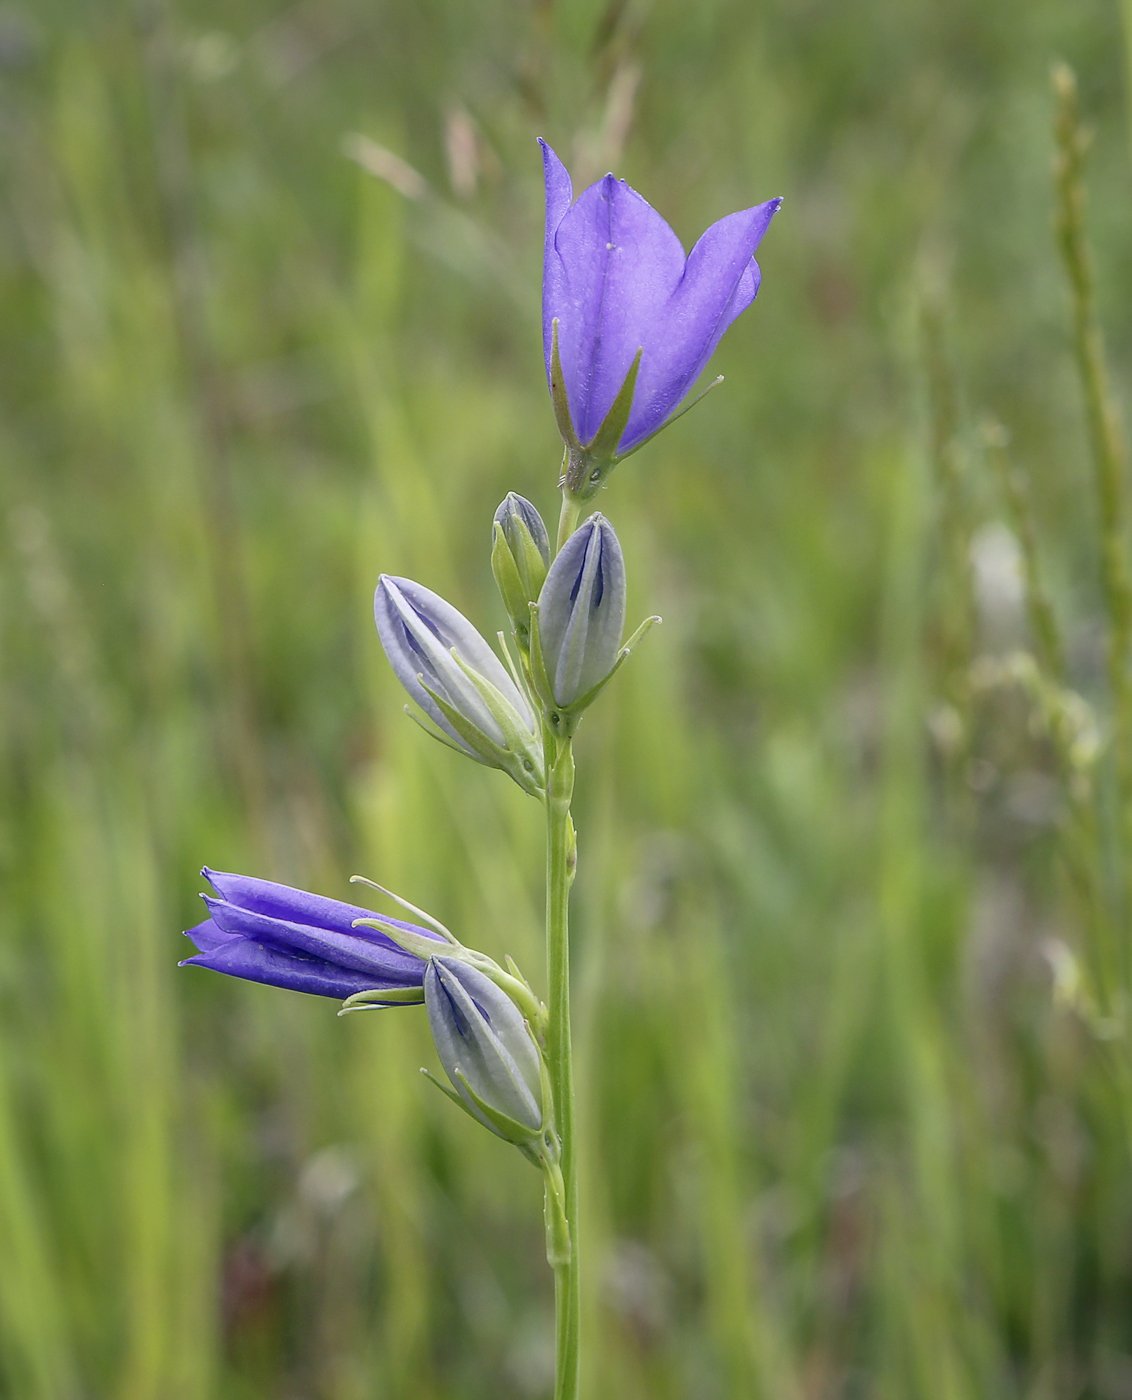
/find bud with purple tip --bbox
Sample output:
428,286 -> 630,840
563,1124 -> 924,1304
534,513 -> 627,714
375,574 -> 544,796
491,492 -> 550,649
424,956 -> 546,1145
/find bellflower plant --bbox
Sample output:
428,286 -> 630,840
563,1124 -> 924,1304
181,870 -> 442,1003
541,138 -> 780,519
180,139 -> 777,1400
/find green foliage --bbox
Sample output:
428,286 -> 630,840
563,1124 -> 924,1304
3,0 -> 1132,1394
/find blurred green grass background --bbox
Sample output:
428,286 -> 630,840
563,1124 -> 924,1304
4,0 -> 1132,1395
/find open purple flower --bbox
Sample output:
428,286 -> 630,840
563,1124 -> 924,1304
541,139 -> 780,498
181,869 -> 444,1002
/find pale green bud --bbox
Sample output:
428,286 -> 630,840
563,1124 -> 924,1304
492,493 -> 551,649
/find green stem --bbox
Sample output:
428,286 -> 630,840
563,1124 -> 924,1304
1053,65 -> 1132,990
557,494 -> 583,552
544,726 -> 579,1400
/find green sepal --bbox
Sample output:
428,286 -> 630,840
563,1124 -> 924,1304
360,922 -> 547,1030
419,673 -> 544,799
492,519 -> 549,648
506,960 -> 548,1039
560,367 -> 725,502
421,1066 -> 480,1120
423,1070 -> 544,1168
561,348 -> 642,501
337,985 -> 426,1015
549,319 -> 580,449
446,650 -> 545,795
559,613 -> 661,718
455,1067 -> 542,1144
403,703 -> 490,763
525,600 -> 556,712
352,917 -> 448,963
349,875 -> 457,942
492,523 -> 530,641
583,347 -> 642,464
496,631 -> 539,717
419,679 -> 501,763
614,374 -> 724,464
527,613 -> 660,739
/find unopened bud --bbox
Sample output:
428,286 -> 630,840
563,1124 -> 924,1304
535,514 -> 626,709
492,493 -> 551,648
424,957 -> 544,1143
375,575 -> 544,796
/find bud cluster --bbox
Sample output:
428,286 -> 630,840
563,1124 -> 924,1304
361,491 -> 655,1157
374,494 -> 656,780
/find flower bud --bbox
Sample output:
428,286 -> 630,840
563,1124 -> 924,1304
535,513 -> 626,709
424,957 -> 544,1142
491,493 -> 550,647
375,575 -> 543,795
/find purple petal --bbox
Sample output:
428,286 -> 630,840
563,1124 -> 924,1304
181,924 -> 396,1000
183,917 -> 233,955
548,172 -> 686,445
621,197 -> 780,450
203,895 -> 427,982
204,869 -> 380,935
202,869 -> 438,950
540,139 -> 574,377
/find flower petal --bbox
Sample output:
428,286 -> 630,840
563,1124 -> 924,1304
540,139 -> 574,379
181,922 -> 391,1000
201,868 -> 426,947
203,894 -> 427,982
549,173 -> 686,445
622,197 -> 780,449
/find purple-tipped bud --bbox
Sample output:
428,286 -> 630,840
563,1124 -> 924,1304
494,493 -> 551,568
424,957 -> 544,1141
541,140 -> 780,498
536,514 -> 626,709
375,575 -> 543,793
492,493 -> 550,648
180,869 -> 443,1002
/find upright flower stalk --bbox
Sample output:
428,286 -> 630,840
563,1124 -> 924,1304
544,723 -> 579,1399
179,141 -> 777,1400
